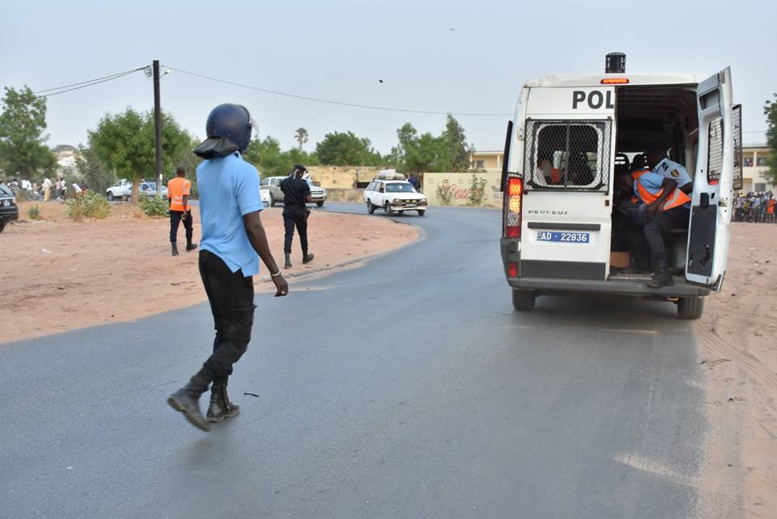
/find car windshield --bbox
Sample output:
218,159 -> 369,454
0,184 -> 13,196
385,182 -> 415,193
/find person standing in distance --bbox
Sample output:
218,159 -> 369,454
167,166 -> 197,256
280,164 -> 314,269
167,103 -> 288,432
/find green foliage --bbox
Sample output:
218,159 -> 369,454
87,108 -> 192,203
0,86 -> 57,181
75,144 -> 115,195
436,180 -> 453,205
764,94 -> 777,186
28,204 -> 40,220
244,136 -> 319,177
389,115 -> 473,174
442,115 -> 474,172
294,127 -> 309,150
468,173 -> 488,206
315,131 -> 382,166
66,191 -> 111,221
138,192 -> 170,217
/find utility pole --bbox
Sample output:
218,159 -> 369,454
153,60 -> 163,197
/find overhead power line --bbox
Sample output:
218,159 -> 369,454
34,67 -> 147,97
167,66 -> 512,117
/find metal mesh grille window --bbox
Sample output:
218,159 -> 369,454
732,105 -> 743,190
523,120 -> 611,191
707,116 -> 723,185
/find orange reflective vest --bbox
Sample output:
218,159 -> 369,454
634,178 -> 691,212
168,177 -> 191,212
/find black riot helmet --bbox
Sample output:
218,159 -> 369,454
194,103 -> 254,159
206,103 -> 253,151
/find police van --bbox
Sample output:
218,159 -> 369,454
499,53 -> 742,319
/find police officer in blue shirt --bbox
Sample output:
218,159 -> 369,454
168,103 -> 288,432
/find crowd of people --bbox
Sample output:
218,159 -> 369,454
734,192 -> 775,223
0,176 -> 83,201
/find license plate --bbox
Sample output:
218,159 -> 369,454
537,231 -> 590,243
404,204 -> 416,208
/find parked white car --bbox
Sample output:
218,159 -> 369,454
106,179 -> 168,201
363,170 -> 427,216
261,176 -> 327,207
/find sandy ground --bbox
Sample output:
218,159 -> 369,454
1,201 -> 775,518
2,201 -> 418,343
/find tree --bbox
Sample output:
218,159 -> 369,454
74,144 -> 114,195
294,127 -> 309,150
315,131 -> 382,166
440,115 -> 474,172
764,94 -> 777,186
88,107 -> 192,203
388,116 -> 472,174
0,86 -> 56,182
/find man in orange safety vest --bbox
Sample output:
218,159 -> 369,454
168,166 -> 198,256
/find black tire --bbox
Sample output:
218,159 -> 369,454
0,223 -> 5,233
367,200 -> 376,214
512,289 -> 536,311
398,210 -> 404,215
107,192 -> 114,201
316,201 -> 324,207
384,201 -> 394,215
270,195 -> 276,207
677,297 -> 704,320
418,209 -> 425,216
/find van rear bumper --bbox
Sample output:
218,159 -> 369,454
500,238 -> 710,298
509,276 -> 710,298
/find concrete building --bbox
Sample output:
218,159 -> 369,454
741,144 -> 773,193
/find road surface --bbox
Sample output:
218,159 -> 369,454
0,204 -> 706,519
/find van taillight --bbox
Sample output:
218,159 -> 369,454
505,177 -> 523,238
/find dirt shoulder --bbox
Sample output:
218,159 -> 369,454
1,201 -> 418,344
696,223 -> 777,519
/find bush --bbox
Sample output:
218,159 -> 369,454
28,205 -> 40,220
468,173 -> 488,206
138,194 -> 170,218
67,191 -> 111,221
436,181 -> 453,206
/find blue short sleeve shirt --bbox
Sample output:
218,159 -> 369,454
197,152 -> 264,277
653,159 -> 692,188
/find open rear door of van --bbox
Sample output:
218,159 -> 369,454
685,67 -> 735,289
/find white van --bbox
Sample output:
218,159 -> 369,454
499,53 -> 742,319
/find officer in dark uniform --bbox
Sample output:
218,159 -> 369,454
280,164 -> 315,268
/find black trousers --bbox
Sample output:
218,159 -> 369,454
283,206 -> 309,255
170,210 -> 193,244
644,206 -> 690,260
198,250 -> 255,385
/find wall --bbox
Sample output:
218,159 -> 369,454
422,171 -> 504,208
307,166 -> 504,208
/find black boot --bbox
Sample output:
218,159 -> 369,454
647,254 -> 673,288
302,252 -> 314,264
171,243 -> 179,256
206,384 -> 241,423
186,241 -> 198,252
168,375 -> 211,431
284,252 -> 292,269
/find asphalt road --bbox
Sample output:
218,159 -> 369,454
0,203 -> 706,519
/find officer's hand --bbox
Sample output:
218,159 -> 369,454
272,274 -> 289,297
646,203 -> 659,219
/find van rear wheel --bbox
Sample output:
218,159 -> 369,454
677,297 -> 704,320
512,289 -> 536,311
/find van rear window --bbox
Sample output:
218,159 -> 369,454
524,120 -> 611,191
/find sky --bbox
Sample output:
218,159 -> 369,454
2,0 -> 774,156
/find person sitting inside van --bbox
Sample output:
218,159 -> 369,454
614,170 -> 691,288
645,148 -> 693,195
630,154 -> 648,179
